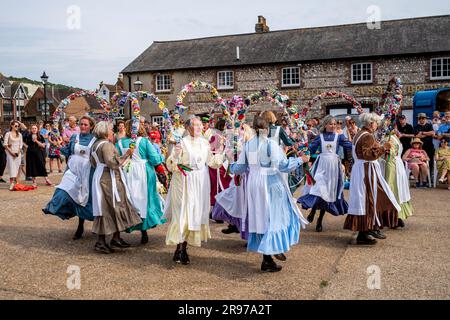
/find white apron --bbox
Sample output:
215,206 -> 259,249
215,173 -> 247,221
392,136 -> 411,204
271,126 -> 289,185
348,132 -> 401,223
91,141 -> 132,217
164,137 -> 211,232
306,134 -> 343,203
245,140 -> 308,234
118,137 -> 148,219
57,134 -> 96,207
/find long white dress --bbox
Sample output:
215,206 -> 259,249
164,135 -> 224,247
118,137 -> 148,219
3,132 -> 23,178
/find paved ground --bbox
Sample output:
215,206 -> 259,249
0,171 -> 449,300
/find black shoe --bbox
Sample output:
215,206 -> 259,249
368,230 -> 387,240
316,223 -> 323,233
397,219 -> 405,228
173,249 -> 181,263
72,227 -> 84,240
356,232 -> 377,245
141,233 -> 149,245
180,250 -> 190,265
222,225 -> 239,234
261,260 -> 282,272
0,178 -> 6,183
274,254 -> 287,262
110,239 -> 131,249
95,243 -> 115,254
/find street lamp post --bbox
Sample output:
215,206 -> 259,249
41,71 -> 49,122
132,77 -> 143,119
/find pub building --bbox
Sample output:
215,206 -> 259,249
121,15 -> 450,124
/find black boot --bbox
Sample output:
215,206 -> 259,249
141,231 -> 149,245
261,255 -> 282,272
397,219 -> 405,228
180,249 -> 190,265
356,232 -> 377,245
307,210 -> 316,223
73,218 -> 85,240
316,211 -> 325,233
222,224 -> 239,234
173,245 -> 181,263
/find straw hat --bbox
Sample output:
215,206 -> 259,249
411,138 -> 423,146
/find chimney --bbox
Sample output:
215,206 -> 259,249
255,16 -> 270,33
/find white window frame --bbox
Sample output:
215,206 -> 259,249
281,67 -> 301,88
351,63 -> 373,84
152,116 -> 164,127
217,71 -> 234,90
0,84 -> 4,97
156,74 -> 171,93
430,57 -> 450,80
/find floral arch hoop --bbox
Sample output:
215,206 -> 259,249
302,91 -> 364,118
53,90 -> 114,123
176,80 -> 228,117
376,77 -> 403,141
111,91 -> 166,149
244,88 -> 304,132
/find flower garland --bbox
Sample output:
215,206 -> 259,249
53,90 -> 114,123
376,77 -> 403,119
303,91 -> 364,118
244,88 -> 304,133
176,80 -> 227,115
111,91 -> 166,150
376,77 -> 403,141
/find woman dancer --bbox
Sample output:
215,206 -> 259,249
383,133 -> 413,228
344,113 -> 400,245
298,116 -> 352,232
43,116 -> 97,240
117,120 -> 166,244
230,116 -> 310,272
90,121 -> 142,254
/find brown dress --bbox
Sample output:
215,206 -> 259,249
90,140 -> 142,236
344,129 -> 399,232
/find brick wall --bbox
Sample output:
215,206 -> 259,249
124,54 -> 450,119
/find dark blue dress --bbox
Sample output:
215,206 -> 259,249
42,134 -> 95,221
298,132 -> 352,216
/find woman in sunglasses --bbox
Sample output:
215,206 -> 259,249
3,121 -> 24,190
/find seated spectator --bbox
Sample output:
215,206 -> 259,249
403,138 -> 430,188
436,138 -> 450,188
437,112 -> 450,141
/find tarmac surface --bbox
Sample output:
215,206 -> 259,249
0,171 -> 449,300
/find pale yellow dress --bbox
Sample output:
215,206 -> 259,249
164,135 -> 224,247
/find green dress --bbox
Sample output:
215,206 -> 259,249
384,136 -> 413,220
117,137 -> 167,231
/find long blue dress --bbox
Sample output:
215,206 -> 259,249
298,132 -> 352,216
42,134 -> 95,221
231,136 -> 307,255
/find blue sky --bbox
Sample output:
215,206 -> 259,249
1,0 -> 449,89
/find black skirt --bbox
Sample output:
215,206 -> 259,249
25,137 -> 47,177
